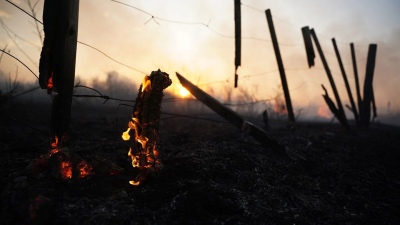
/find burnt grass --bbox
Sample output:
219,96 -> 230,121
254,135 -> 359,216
1,100 -> 400,225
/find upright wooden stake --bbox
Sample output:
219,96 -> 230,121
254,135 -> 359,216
39,0 -> 80,146
265,9 -> 295,124
234,0 -> 241,88
301,26 -> 315,68
310,29 -> 349,129
350,43 -> 362,126
332,38 -> 359,124
361,44 -> 378,129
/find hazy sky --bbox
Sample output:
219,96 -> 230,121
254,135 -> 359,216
1,0 -> 399,119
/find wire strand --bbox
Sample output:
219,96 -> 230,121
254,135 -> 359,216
111,0 -> 302,47
5,0 -> 43,25
77,41 -> 147,74
0,49 -> 39,79
5,1 -> 146,75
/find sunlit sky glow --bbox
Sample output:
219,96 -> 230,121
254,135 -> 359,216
1,0 -> 399,120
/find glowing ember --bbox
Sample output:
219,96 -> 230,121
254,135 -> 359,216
77,160 -> 92,178
50,136 -> 59,148
47,72 -> 54,93
122,70 -> 171,185
60,161 -> 72,179
49,148 -> 59,156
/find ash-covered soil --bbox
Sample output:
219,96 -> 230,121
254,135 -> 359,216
1,101 -> 400,225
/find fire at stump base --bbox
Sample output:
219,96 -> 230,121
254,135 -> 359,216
122,70 -> 172,185
30,148 -> 92,180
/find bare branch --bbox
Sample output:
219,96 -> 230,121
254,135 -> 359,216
25,0 -> 43,43
0,19 -> 39,69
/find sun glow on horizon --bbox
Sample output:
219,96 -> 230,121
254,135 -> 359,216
179,86 -> 190,98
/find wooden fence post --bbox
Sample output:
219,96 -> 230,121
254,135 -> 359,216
265,9 -> 295,124
361,44 -> 378,129
350,43 -> 362,126
39,0 -> 80,146
234,0 -> 241,88
301,26 -> 315,68
332,38 -> 359,124
309,29 -> 349,129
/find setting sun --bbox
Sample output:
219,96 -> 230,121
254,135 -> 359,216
179,86 -> 190,98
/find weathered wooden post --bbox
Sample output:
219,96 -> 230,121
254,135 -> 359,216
265,9 -> 295,124
350,43 -> 362,126
332,38 -> 359,124
361,44 -> 378,129
39,0 -> 80,146
234,0 -> 241,88
301,26 -> 315,68
309,29 -> 349,129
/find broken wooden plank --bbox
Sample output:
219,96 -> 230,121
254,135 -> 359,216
301,26 -> 315,68
265,9 -> 295,124
176,72 -> 287,156
332,38 -> 359,124
321,84 -> 341,120
310,29 -> 350,130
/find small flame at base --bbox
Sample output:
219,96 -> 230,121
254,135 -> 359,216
122,128 -> 131,141
60,161 -> 72,179
129,180 -> 140,186
46,136 -> 92,180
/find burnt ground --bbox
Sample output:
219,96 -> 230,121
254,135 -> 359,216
1,100 -> 400,225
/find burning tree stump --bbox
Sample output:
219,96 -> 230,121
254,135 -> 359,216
122,70 -> 172,185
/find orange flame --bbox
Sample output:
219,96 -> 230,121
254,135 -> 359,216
47,72 -> 54,93
122,76 -> 163,185
141,75 -> 152,92
129,180 -> 140,186
47,135 -> 92,179
60,161 -> 72,179
77,160 -> 92,178
128,148 -> 139,168
51,136 -> 58,148
49,148 -> 59,156
122,128 -> 131,141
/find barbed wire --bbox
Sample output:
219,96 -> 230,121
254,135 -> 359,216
0,49 -> 39,79
73,85 -> 136,104
3,0 -> 374,108
4,0 -> 146,75
110,0 -> 302,47
0,19 -> 39,68
0,19 -> 41,48
77,42 -> 147,75
240,1 -> 371,48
